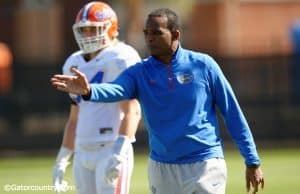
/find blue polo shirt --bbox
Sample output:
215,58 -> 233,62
88,46 -> 260,165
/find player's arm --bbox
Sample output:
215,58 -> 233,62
53,103 -> 78,193
118,99 -> 141,139
105,99 -> 141,185
61,104 -> 78,150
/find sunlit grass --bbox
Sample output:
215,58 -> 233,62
0,148 -> 299,194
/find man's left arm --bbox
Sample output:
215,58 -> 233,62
207,54 -> 260,166
207,55 -> 264,193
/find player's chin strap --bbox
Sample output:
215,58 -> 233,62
105,135 -> 131,185
53,147 -> 73,194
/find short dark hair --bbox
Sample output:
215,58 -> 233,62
148,8 -> 180,32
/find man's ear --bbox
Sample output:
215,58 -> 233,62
171,30 -> 180,41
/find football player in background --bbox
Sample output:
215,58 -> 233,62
52,2 -> 141,194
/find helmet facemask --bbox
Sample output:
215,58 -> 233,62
73,21 -> 113,54
73,1 -> 119,54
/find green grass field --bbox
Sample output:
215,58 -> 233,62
0,148 -> 299,194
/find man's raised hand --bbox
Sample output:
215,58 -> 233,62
51,67 -> 90,95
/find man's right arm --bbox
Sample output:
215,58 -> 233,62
86,65 -> 137,102
51,67 -> 136,102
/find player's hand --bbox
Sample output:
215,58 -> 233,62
246,166 -> 264,194
51,67 -> 90,95
105,136 -> 131,185
52,147 -> 73,194
53,163 -> 69,194
105,154 -> 124,185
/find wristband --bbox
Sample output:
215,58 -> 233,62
113,135 -> 131,156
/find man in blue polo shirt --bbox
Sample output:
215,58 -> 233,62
51,8 -> 264,194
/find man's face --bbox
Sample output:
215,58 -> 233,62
143,16 -> 173,57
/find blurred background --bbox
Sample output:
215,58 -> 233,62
0,0 -> 300,154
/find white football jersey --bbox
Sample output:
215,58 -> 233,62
62,41 -> 141,144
